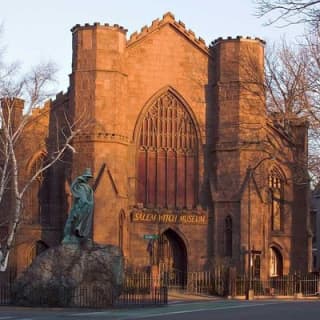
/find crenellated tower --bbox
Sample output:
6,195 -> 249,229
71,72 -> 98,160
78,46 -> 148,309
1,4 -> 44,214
209,36 -> 268,272
69,23 -> 129,247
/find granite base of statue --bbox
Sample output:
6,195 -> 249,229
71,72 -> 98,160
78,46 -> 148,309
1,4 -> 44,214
12,241 -> 124,307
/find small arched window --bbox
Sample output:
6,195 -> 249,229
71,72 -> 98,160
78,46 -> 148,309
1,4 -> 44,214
119,211 -> 125,251
268,168 -> 284,231
224,216 -> 232,257
26,151 -> 47,224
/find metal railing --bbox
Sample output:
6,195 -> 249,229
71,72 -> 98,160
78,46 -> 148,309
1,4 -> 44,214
234,274 -> 320,297
0,272 -> 168,307
2,271 -> 319,305
0,285 -> 11,305
159,270 -> 214,295
187,271 -> 212,295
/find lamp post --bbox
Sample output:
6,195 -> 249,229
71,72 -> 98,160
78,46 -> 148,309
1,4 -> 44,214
246,156 -> 274,300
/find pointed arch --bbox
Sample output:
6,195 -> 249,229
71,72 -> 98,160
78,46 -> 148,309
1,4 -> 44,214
159,228 -> 188,275
135,87 -> 200,209
133,86 -> 201,144
161,226 -> 190,255
269,165 -> 287,184
26,150 -> 47,177
269,245 -> 283,277
25,150 -> 47,224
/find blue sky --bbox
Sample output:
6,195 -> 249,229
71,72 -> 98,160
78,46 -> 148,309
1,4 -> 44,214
1,0 -> 306,92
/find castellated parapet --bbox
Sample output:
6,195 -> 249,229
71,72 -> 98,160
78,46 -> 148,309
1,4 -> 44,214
70,19 -> 128,140
209,35 -> 265,86
209,35 -> 266,134
210,35 -> 266,47
127,12 -> 208,53
71,22 -> 127,73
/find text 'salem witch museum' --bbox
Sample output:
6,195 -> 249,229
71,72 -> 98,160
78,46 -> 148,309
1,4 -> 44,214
1,12 -> 311,281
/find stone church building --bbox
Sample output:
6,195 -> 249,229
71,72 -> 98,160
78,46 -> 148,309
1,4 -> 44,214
1,12 -> 311,280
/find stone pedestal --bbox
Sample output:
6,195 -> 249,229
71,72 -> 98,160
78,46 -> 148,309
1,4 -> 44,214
13,242 -> 123,307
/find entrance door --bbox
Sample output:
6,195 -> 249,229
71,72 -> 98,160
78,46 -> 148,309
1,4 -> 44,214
157,229 -> 187,288
270,247 -> 283,277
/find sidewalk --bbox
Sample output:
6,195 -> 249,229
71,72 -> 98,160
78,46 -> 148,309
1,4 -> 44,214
168,290 -> 222,303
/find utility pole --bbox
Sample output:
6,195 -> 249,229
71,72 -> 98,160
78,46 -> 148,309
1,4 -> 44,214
246,166 -> 254,300
245,156 -> 274,300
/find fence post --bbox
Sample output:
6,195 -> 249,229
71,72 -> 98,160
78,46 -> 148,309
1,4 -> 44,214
294,276 -> 303,299
228,267 -> 236,298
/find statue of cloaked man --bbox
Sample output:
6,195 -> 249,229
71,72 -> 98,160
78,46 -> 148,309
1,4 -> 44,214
62,168 -> 94,244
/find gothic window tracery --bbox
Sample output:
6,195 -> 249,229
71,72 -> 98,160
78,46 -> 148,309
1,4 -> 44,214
137,91 -> 198,209
268,168 -> 284,232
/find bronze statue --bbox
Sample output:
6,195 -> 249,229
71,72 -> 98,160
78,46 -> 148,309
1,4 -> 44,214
62,168 -> 94,244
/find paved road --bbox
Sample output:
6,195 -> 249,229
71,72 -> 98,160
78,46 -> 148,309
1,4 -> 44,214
1,300 -> 320,319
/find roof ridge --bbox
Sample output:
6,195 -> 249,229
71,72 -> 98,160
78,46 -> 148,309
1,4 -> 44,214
127,12 -> 208,52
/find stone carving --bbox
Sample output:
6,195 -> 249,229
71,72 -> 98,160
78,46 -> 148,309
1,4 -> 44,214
13,243 -> 124,307
62,168 -> 94,244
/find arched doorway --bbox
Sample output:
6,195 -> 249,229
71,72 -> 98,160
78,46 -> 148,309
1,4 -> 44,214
270,246 -> 283,277
157,229 -> 187,288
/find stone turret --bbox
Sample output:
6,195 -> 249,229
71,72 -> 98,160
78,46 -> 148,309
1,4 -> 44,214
209,37 -> 267,270
210,36 -> 266,145
209,36 -> 266,198
70,23 -> 128,136
69,23 -> 129,246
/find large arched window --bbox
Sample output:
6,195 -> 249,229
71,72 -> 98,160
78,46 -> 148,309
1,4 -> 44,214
137,91 -> 198,209
268,167 -> 284,231
224,216 -> 232,257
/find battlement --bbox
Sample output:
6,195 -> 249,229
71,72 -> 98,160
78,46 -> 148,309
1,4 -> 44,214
127,12 -> 208,53
70,14 -> 265,55
210,35 -> 266,47
71,22 -> 127,34
55,91 -> 67,101
30,105 -> 48,117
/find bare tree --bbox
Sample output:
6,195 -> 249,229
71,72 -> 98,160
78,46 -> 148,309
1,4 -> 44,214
0,32 -> 91,271
261,34 -> 320,184
265,39 -> 310,119
254,0 -> 320,28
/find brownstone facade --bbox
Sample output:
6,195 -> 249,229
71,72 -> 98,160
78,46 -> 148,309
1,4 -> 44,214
1,12 -> 311,279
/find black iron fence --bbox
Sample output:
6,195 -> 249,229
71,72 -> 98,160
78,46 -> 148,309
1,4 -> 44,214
0,285 -> 11,305
234,274 -> 320,297
158,270 -> 320,298
0,273 -> 168,307
118,272 -> 167,306
160,270 -> 217,295
2,271 -> 320,306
